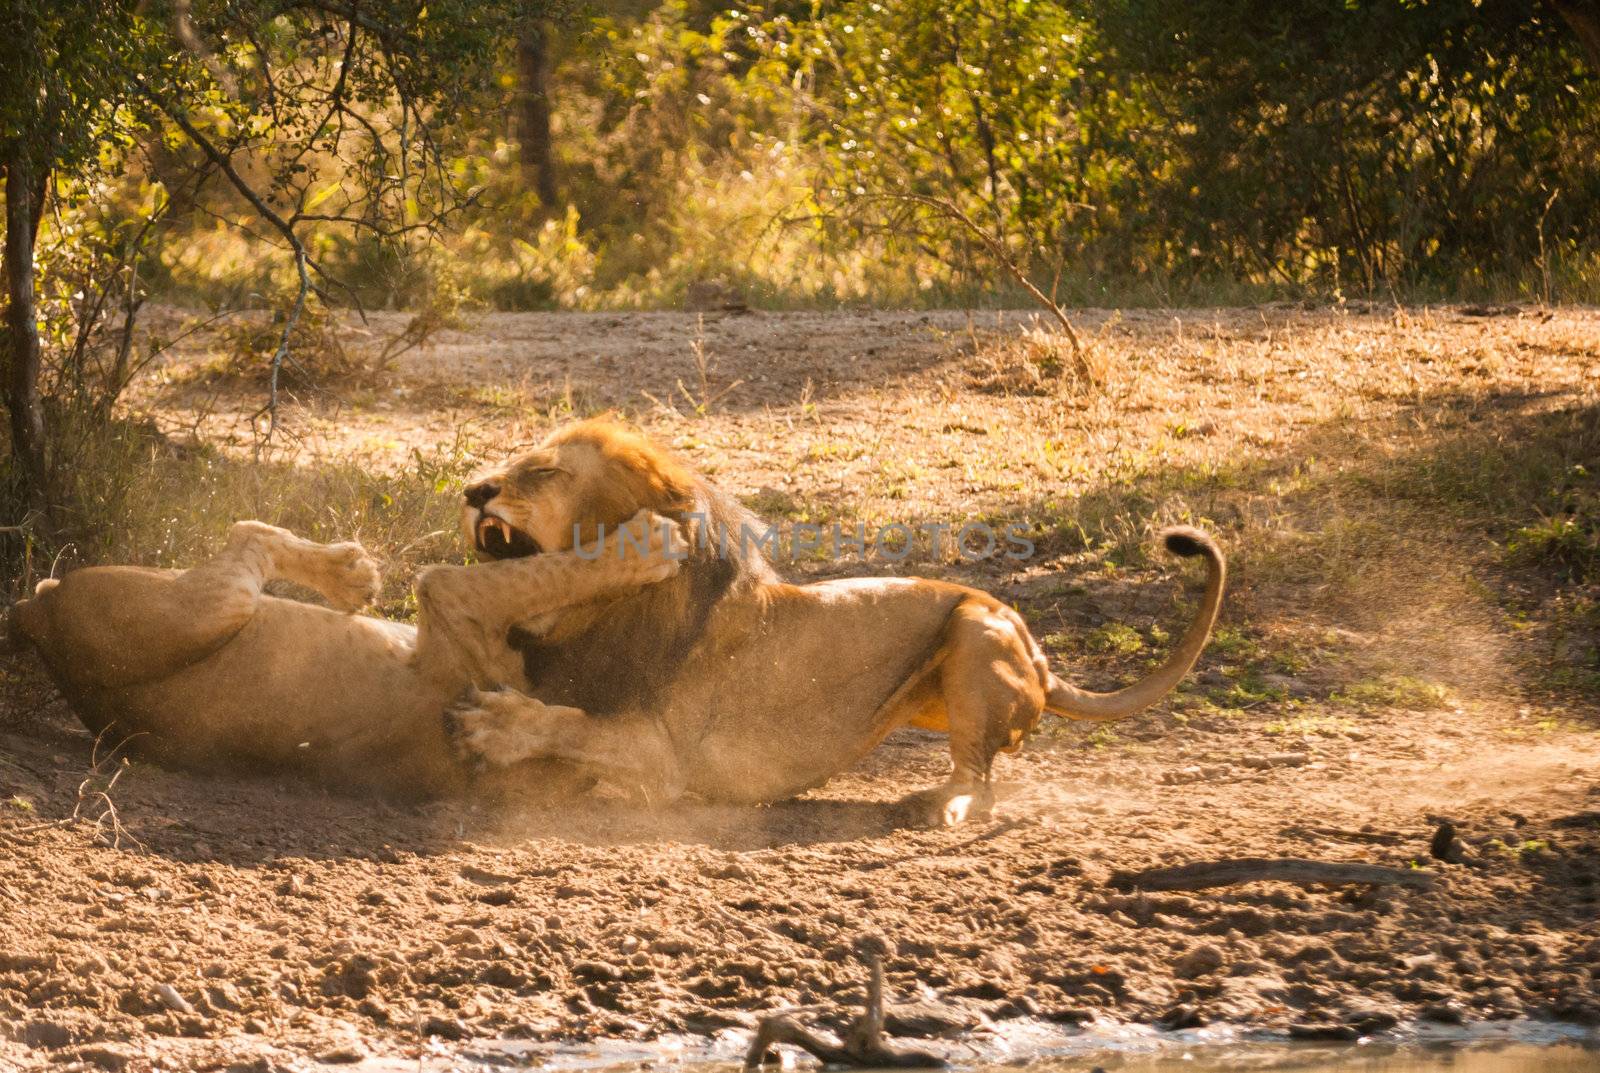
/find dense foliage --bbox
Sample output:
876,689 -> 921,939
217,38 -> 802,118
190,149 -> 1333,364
0,0 -> 555,515
1096,0 -> 1600,292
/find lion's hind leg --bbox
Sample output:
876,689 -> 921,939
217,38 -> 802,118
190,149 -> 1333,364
445,687 -> 685,805
16,521 -> 378,695
203,520 -> 380,612
897,598 -> 1046,826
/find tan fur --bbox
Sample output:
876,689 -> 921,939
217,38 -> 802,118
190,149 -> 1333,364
449,420 -> 1227,825
11,512 -> 682,799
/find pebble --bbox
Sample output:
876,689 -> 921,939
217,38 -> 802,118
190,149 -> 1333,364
205,982 -> 243,1011
1420,1002 -> 1466,1024
21,1020 -> 72,1048
1174,943 -> 1226,979
422,1015 -> 468,1040
1155,1004 -> 1207,1031
73,1045 -> 132,1071
1288,1022 -> 1360,1041
317,1044 -> 367,1063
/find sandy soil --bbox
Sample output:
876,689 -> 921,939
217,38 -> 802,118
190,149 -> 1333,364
3,305 -> 1599,1071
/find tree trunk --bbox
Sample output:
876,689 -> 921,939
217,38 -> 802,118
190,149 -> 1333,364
1550,0 -> 1600,70
516,23 -> 560,209
3,149 -> 50,514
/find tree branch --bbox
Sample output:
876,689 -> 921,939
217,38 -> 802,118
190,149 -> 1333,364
860,193 -> 1085,358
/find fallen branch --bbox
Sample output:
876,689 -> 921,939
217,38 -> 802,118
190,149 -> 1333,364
744,952 -> 947,1069
1109,857 -> 1434,892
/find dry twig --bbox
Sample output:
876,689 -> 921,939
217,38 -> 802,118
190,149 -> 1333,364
744,952 -> 947,1069
16,728 -> 146,851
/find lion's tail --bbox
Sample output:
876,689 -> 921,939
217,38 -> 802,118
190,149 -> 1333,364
1043,527 -> 1225,723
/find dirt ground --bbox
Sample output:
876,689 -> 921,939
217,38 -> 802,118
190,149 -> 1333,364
3,305 -> 1599,1071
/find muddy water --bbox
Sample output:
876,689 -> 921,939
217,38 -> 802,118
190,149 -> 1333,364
346,1025 -> 1600,1073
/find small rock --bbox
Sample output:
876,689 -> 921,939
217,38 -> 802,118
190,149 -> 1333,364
204,983 -> 243,1012
421,1015 -> 468,1041
1173,943 -> 1226,979
1346,1009 -> 1399,1035
357,998 -> 391,1024
1288,1022 -> 1360,1041
1430,822 -> 1464,863
987,996 -> 1038,1021
73,1045 -> 132,1071
459,865 -> 517,885
21,1020 -> 73,1048
571,960 -> 623,984
1420,1002 -> 1466,1025
1155,1004 -> 1207,1031
317,1045 -> 367,1064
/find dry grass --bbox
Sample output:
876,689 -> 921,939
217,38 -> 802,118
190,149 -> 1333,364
967,323 -> 1109,397
19,304 -> 1600,716
4,415 -> 476,621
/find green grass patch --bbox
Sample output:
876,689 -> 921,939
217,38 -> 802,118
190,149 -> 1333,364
1086,622 -> 1145,655
1333,674 -> 1449,711
1264,713 -> 1358,736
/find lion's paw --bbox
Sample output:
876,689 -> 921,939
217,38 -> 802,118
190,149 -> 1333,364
444,688 -> 567,769
615,509 -> 685,572
896,781 -> 996,828
317,542 -> 382,612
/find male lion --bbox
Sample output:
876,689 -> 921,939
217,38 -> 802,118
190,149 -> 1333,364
7,511 -> 681,798
447,419 -> 1226,824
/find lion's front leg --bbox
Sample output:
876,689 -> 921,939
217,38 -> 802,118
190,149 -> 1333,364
445,687 -> 685,805
412,509 -> 682,690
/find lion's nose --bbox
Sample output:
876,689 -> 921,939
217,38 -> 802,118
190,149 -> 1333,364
464,481 -> 501,509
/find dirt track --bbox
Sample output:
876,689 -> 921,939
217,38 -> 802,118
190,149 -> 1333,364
3,306 -> 1599,1070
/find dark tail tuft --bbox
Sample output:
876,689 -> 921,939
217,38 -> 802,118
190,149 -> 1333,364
1161,526 -> 1214,559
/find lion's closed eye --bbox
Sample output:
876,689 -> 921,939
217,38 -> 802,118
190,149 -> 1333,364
515,465 -> 568,486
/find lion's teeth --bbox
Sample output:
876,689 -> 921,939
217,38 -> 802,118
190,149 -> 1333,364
495,518 -> 513,542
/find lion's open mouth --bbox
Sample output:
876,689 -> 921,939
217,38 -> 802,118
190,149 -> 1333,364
475,514 -> 543,559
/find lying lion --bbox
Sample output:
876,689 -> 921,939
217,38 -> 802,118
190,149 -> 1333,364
8,510 -> 680,798
446,419 -> 1226,824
